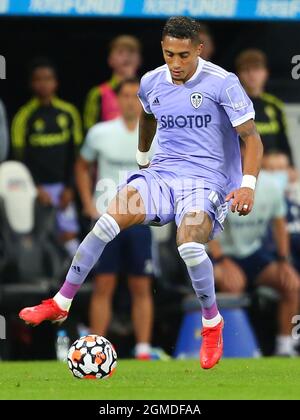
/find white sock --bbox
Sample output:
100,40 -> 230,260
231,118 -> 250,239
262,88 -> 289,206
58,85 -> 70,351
135,342 -> 151,356
53,292 -> 72,311
275,335 -> 294,356
202,312 -> 222,328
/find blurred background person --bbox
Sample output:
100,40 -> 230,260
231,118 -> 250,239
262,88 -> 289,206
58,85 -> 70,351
83,35 -> 142,131
198,23 -> 215,61
0,98 -> 9,162
76,78 -> 154,360
236,49 -> 293,160
263,151 -> 300,274
209,150 -> 300,357
11,57 -> 83,257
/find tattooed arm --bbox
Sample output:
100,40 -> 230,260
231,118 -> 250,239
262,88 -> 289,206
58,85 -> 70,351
226,119 -> 264,216
237,119 -> 264,178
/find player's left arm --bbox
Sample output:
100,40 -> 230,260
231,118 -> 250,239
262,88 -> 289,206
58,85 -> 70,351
226,119 -> 264,216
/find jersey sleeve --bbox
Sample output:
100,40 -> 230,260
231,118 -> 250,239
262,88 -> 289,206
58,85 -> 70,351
80,126 -> 99,162
137,74 -> 152,114
219,73 -> 255,128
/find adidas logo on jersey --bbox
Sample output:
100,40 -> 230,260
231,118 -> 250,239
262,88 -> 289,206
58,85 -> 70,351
152,97 -> 160,105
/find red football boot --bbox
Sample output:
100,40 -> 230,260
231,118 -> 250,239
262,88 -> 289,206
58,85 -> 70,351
19,298 -> 68,326
200,318 -> 224,369
135,353 -> 151,361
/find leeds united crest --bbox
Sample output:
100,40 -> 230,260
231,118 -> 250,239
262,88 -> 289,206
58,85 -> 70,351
190,92 -> 203,109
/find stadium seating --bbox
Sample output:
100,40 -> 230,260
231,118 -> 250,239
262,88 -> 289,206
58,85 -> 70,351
0,161 -> 69,300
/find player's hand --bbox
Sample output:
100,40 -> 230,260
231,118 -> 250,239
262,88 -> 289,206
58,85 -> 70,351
60,187 -> 74,210
37,186 -> 52,207
226,187 -> 254,216
214,257 -> 246,293
83,203 -> 100,220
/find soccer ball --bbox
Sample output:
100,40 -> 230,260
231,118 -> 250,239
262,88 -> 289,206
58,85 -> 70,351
67,334 -> 117,379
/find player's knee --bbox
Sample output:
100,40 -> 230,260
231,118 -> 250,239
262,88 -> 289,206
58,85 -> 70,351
178,242 -> 209,267
107,186 -> 145,230
92,213 -> 120,243
176,211 -> 211,246
176,227 -> 203,247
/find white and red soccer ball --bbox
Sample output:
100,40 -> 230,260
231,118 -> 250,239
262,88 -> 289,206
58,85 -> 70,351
67,335 -> 117,380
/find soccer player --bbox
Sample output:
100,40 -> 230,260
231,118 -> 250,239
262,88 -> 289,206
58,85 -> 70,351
11,58 -> 82,256
76,78 -> 154,360
19,17 -> 263,369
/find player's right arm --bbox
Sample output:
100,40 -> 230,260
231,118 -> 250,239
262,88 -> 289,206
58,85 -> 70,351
137,110 -> 157,169
136,74 -> 157,168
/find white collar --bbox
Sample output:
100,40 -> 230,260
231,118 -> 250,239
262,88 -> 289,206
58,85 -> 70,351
165,57 -> 206,84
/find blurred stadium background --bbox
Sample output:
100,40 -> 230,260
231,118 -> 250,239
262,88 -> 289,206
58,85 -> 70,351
0,0 -> 300,363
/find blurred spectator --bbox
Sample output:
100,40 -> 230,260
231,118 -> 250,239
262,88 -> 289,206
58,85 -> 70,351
263,151 -> 300,274
83,35 -> 142,131
0,98 -> 9,161
11,57 -> 82,257
198,23 -> 215,61
76,78 -> 154,360
209,158 -> 300,356
236,49 -> 293,160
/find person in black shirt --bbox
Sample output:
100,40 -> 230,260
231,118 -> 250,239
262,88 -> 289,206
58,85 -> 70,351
235,49 -> 293,160
11,58 -> 82,256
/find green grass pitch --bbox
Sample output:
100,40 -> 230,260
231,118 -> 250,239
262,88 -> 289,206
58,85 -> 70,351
0,358 -> 300,400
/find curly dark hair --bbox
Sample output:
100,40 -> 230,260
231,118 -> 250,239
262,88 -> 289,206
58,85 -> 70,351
162,16 -> 201,44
